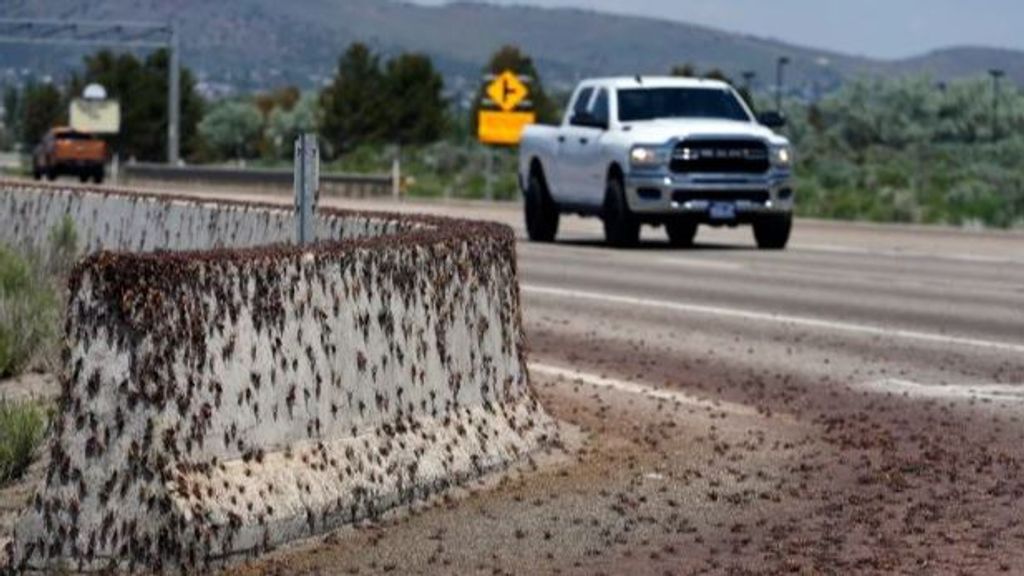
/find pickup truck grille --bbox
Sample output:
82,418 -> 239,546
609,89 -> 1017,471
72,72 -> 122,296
672,190 -> 770,204
670,139 -> 770,174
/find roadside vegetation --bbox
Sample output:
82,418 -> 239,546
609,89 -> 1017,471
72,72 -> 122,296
0,247 -> 59,379
2,44 -> 1023,226
785,76 -> 1024,228
0,399 -> 47,484
0,217 -> 76,485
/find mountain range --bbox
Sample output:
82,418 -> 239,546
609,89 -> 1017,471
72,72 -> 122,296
1,0 -> 1022,97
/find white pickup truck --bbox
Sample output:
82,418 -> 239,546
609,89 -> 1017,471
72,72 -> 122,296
518,76 -> 795,248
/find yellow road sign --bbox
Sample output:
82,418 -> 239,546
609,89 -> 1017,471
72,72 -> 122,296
486,70 -> 530,112
478,110 -> 535,146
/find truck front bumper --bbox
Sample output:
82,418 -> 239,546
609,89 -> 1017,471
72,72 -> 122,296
625,169 -> 794,222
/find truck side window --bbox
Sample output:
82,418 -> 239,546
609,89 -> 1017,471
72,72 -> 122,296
571,87 -> 594,122
591,89 -> 609,126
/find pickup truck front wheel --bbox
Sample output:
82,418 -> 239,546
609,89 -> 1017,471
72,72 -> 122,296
603,178 -> 640,247
525,172 -> 559,242
753,214 -> 792,250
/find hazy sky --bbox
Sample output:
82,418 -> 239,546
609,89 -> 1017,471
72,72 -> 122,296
412,0 -> 1023,59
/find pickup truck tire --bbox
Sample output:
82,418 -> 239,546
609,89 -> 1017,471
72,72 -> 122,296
45,169 -> 57,181
666,220 -> 698,248
753,214 -> 792,250
525,171 -> 559,242
93,167 -> 105,184
603,178 -> 640,247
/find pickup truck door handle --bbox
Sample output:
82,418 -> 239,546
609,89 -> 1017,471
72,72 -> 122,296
579,137 -> 589,145
557,135 -> 566,143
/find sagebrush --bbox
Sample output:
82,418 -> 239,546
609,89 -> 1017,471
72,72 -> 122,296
0,400 -> 47,484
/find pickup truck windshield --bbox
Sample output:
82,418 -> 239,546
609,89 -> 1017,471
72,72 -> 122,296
618,88 -> 750,123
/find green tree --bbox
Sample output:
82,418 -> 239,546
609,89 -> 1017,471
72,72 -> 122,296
320,43 -> 386,156
19,83 -> 64,149
69,49 -> 203,161
473,45 -> 559,131
254,86 -> 301,119
268,92 -> 320,158
670,63 -> 697,78
383,53 -> 446,145
198,101 -> 264,160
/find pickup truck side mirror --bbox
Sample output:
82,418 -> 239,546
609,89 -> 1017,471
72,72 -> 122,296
758,111 -> 787,129
571,112 -> 608,131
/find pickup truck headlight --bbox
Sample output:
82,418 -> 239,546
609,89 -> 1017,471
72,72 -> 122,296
630,146 -> 669,168
771,145 -> 793,168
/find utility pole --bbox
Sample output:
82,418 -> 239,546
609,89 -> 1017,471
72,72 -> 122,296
775,56 -> 790,114
168,23 -> 181,165
989,69 -> 1004,142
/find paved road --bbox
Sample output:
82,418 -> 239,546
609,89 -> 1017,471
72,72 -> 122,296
72,183 -> 1024,573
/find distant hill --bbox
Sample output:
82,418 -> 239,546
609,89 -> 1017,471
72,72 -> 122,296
1,0 -> 1021,98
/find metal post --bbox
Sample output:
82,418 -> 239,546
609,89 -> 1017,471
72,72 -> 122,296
775,56 -> 790,114
167,23 -> 180,165
391,155 -> 401,201
294,133 -> 319,246
484,146 -> 494,201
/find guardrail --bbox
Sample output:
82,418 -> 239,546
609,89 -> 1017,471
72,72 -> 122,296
120,161 -> 401,198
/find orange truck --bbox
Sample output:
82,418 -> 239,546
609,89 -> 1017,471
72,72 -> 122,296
32,127 -> 108,184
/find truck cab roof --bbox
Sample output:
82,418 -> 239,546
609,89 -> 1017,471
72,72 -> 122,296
48,127 -> 98,140
576,76 -> 733,91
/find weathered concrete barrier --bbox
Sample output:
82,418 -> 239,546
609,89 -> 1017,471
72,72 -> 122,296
0,182 -> 404,255
1,180 -> 556,572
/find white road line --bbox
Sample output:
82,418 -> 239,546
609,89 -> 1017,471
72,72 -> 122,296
796,243 -> 1024,265
520,243 -> 745,272
522,284 -> 1024,354
861,379 -> 1024,402
528,362 -> 755,414
653,257 -> 744,271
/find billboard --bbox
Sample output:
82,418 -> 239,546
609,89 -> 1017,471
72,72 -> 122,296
70,99 -> 121,134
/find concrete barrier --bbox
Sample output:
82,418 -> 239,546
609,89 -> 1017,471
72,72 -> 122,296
1,181 -> 556,572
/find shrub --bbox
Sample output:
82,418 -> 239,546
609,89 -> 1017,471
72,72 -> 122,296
0,246 -> 59,378
0,399 -> 47,484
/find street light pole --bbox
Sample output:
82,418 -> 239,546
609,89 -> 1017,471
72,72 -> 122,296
989,69 -> 1004,142
742,71 -> 756,93
740,70 -> 756,110
775,56 -> 790,114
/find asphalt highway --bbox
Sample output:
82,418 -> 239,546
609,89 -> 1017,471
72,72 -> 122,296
67,183 -> 1024,574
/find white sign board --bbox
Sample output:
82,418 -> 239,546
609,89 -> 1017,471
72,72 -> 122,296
69,99 -> 121,134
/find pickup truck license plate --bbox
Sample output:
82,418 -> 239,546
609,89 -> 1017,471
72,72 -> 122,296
709,203 -> 737,220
